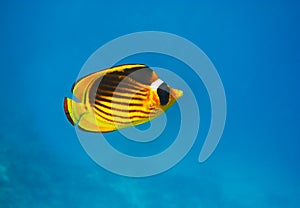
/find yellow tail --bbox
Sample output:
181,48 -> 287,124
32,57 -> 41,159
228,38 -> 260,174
63,97 -> 86,125
64,97 -> 113,132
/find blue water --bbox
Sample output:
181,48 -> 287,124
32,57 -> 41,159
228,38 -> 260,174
1,1 -> 300,207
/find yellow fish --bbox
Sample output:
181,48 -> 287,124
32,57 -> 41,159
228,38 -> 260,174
64,64 -> 183,133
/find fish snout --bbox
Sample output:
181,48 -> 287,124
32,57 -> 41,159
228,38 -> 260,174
170,88 -> 183,100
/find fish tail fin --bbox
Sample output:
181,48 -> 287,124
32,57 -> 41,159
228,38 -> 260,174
64,97 -> 107,132
64,97 -> 86,125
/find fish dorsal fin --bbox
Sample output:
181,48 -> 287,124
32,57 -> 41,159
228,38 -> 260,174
72,64 -> 156,101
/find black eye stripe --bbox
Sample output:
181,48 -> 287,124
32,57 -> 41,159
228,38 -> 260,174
157,83 -> 170,106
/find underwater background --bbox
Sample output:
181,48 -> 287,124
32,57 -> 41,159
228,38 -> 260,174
1,0 -> 299,207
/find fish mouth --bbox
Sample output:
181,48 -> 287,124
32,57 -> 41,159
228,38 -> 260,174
170,88 -> 183,100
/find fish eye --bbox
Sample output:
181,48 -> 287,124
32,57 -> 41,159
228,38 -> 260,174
157,83 -> 170,106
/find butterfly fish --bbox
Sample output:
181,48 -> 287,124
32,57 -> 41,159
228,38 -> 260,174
63,64 -> 183,133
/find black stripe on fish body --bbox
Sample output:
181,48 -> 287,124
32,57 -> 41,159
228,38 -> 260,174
106,66 -> 155,85
93,100 -> 148,115
99,71 -> 146,87
93,106 -> 129,125
99,92 -> 145,101
88,72 -> 148,102
93,106 -> 130,125
94,111 -> 132,125
93,101 -> 150,116
97,84 -> 139,94
90,85 -> 143,103
98,91 -> 148,103
94,96 -> 144,107
90,83 -> 148,106
100,76 -> 145,91
95,94 -> 145,104
97,86 -> 148,96
70,64 -> 153,104
95,86 -> 147,103
95,74 -> 148,92
94,76 -> 148,95
94,105 -> 149,121
93,107 -> 149,125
